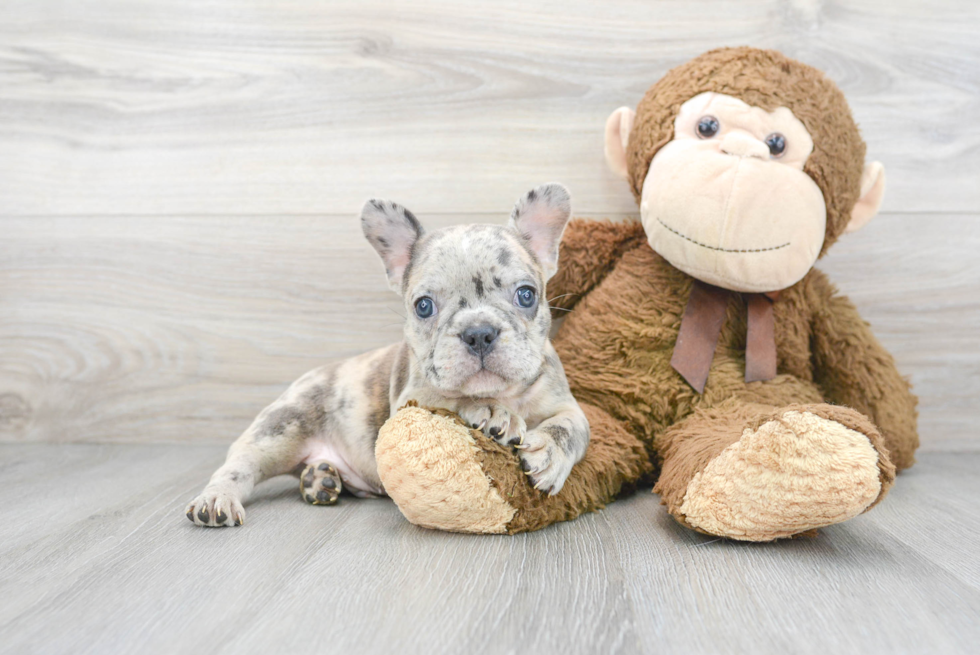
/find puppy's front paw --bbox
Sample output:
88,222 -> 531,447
487,406 -> 526,447
185,488 -> 244,527
519,429 -> 574,496
458,403 -> 526,447
458,403 -> 492,432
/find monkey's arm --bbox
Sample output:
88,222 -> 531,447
548,218 -> 647,312
808,273 -> 919,470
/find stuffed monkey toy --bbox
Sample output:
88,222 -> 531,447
375,47 -> 919,541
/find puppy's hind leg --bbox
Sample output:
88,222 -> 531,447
185,432 -> 311,527
300,461 -> 343,505
185,373 -> 331,527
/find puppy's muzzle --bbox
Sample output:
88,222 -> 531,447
461,324 -> 499,358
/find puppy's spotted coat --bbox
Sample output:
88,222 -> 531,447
186,184 -> 589,527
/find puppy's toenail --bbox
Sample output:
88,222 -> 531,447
234,514 -> 243,526
489,427 -> 501,437
216,510 -> 228,523
198,508 -> 209,522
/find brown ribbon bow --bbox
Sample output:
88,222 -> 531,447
670,280 -> 780,394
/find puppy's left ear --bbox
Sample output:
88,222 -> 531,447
361,199 -> 425,293
508,183 -> 572,280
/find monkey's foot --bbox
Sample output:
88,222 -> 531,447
375,402 -> 650,535
301,461 -> 342,505
675,406 -> 893,541
375,405 -> 518,533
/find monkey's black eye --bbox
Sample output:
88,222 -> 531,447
765,133 -> 787,157
514,286 -> 536,309
696,116 -> 720,138
415,296 -> 436,319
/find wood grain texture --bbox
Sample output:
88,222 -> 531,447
0,0 -> 978,216
0,444 -> 977,655
2,212 -> 977,448
1,1 -> 977,449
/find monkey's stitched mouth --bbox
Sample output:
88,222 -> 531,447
656,217 -> 790,253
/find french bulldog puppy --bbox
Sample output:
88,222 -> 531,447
185,184 -> 590,527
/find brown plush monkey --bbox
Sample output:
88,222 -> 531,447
376,47 -> 918,540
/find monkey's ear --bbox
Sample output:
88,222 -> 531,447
604,107 -> 635,180
845,161 -> 886,233
360,199 -> 425,293
508,183 -> 572,281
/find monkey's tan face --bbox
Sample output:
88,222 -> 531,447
640,92 -> 826,292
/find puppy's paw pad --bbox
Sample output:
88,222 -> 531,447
185,491 -> 244,528
301,461 -> 343,505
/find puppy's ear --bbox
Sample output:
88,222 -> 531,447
360,199 -> 425,293
508,183 -> 571,280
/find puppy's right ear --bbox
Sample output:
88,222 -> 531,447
360,199 -> 425,293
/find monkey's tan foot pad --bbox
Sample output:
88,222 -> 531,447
678,409 -> 886,542
301,461 -> 342,505
375,404 -> 519,533
376,402 -> 635,534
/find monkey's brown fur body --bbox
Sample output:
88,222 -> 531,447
376,47 -> 919,540
547,218 -> 916,537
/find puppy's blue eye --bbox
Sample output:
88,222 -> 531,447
415,297 -> 436,319
514,286 -> 536,309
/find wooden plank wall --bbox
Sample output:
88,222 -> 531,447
1,0 -> 978,448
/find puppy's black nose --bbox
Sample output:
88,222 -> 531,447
461,324 -> 499,357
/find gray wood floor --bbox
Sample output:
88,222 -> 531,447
1,445 -> 978,655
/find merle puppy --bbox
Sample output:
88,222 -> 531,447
186,183 -> 589,527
